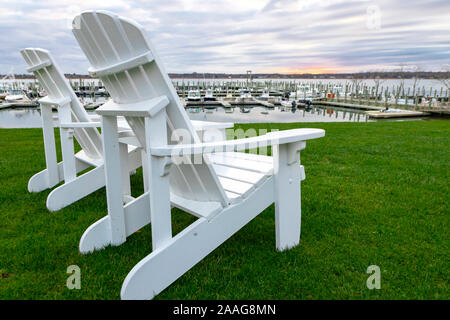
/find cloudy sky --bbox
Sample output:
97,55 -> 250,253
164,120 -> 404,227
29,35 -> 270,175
1,0 -> 449,74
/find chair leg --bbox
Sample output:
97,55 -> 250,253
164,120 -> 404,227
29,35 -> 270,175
37,104 -> 59,190
102,116 -> 126,246
121,176 -> 275,300
119,142 -> 131,200
46,164 -> 105,211
144,114 -> 172,251
80,192 -> 152,253
58,103 -> 77,183
141,149 -> 149,192
28,162 -> 64,192
273,143 -> 303,251
79,215 -> 111,253
45,149 -> 141,212
77,144 -> 145,255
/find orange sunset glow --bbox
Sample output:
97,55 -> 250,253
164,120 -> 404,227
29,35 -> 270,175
259,66 -> 351,74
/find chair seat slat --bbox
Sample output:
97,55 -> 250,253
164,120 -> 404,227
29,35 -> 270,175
210,153 -> 273,174
217,176 -> 254,196
222,151 -> 274,164
213,164 -> 266,185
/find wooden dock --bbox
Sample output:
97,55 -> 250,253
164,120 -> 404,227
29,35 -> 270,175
221,100 -> 231,108
184,100 -> 280,109
366,110 -> 429,119
0,102 -> 39,109
313,100 -> 383,111
0,103 -> 12,110
418,108 -> 450,117
253,99 -> 275,108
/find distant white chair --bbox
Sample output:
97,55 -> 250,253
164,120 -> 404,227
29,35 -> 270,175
20,48 -> 141,211
21,48 -> 232,211
72,10 -> 325,300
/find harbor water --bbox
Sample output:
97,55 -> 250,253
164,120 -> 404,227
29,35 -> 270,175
0,105 -> 432,129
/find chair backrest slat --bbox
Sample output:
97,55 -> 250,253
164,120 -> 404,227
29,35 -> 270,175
20,48 -> 103,159
73,11 -> 228,205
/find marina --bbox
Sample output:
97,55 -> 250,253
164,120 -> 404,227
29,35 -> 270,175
365,110 -> 428,119
0,78 -> 449,124
0,1 -> 448,302
2,103 -> 441,129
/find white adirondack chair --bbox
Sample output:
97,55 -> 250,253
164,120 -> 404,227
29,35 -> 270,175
72,10 -> 325,300
20,48 -> 143,211
21,48 -> 232,211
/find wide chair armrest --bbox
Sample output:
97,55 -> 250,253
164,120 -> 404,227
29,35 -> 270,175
151,128 -> 325,156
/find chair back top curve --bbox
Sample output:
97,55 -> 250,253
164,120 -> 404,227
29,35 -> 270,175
20,48 -> 103,159
72,10 -> 229,206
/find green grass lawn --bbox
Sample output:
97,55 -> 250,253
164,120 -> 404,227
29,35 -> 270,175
0,121 -> 448,299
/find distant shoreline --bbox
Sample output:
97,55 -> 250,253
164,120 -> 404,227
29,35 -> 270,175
3,71 -> 449,80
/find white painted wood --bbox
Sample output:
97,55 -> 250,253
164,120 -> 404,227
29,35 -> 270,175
73,10 -> 229,206
74,150 -> 104,167
220,151 -> 273,164
59,122 -> 102,128
145,113 -> 173,250
287,141 -> 306,164
118,136 -> 141,148
101,115 -> 126,246
119,142 -> 131,198
170,193 -> 222,219
21,48 -> 103,159
141,149 -> 149,192
70,10 -> 326,300
121,176 -> 275,300
224,190 -> 242,204
58,102 -> 77,182
211,153 -> 273,174
20,48 -> 143,210
46,164 -> 105,211
89,51 -> 154,77
123,192 -> 151,236
96,95 -> 169,117
79,189 -> 223,254
45,149 -> 141,212
38,104 -> 59,190
38,96 -> 72,107
26,59 -> 52,72
217,176 -> 254,197
80,192 -> 151,253
28,163 -> 63,193
115,120 -> 231,148
151,128 -> 325,157
213,164 -> 266,185
79,216 -> 111,253
273,142 -> 303,251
